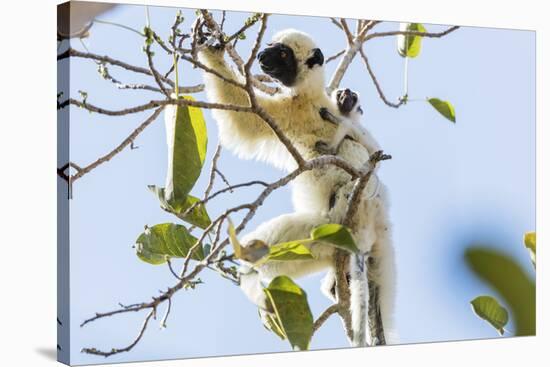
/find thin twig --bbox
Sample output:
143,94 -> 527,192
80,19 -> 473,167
144,43 -> 171,97
330,18 -> 343,30
326,49 -> 345,64
93,18 -> 145,36
215,169 -> 232,191
203,144 -> 222,201
313,304 -> 340,333
359,48 -> 406,108
343,151 -> 391,227
225,15 -> 261,43
166,258 -> 183,280
160,298 -> 172,329
70,107 -> 164,183
340,19 -> 354,45
364,25 -> 459,42
65,97 -> 255,116
81,309 -> 155,357
58,48 -> 175,88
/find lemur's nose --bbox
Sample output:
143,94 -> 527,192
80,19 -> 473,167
257,50 -> 266,61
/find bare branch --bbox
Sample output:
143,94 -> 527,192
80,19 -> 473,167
64,97 -> 255,116
70,107 -> 164,183
364,25 -> 459,42
225,14 -> 261,44
166,258 -> 183,280
313,304 -> 340,333
92,18 -> 145,37
327,22 -> 373,93
339,19 -> 354,45
58,48 -> 174,88
178,53 -> 246,90
343,151 -> 392,227
81,302 -> 151,328
215,168 -> 232,191
326,49 -> 345,64
81,309 -> 155,357
160,297 -> 172,329
203,144 -> 223,201
144,43 -> 171,97
359,48 -> 406,108
199,10 -> 279,95
330,17 -> 343,30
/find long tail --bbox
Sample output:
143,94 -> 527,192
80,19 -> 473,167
349,256 -> 368,346
370,233 -> 398,345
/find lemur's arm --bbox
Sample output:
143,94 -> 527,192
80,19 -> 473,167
316,108 -> 354,155
198,49 -> 286,159
318,107 -> 381,156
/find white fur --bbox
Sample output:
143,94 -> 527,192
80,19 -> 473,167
197,30 -> 396,344
327,89 -> 382,157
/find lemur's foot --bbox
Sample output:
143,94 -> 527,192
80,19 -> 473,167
315,140 -> 336,155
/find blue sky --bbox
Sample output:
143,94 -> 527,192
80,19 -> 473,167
62,3 -> 535,365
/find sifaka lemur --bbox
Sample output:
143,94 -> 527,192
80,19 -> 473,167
196,28 -> 396,344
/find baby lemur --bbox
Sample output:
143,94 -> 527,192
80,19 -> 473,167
317,88 -> 381,157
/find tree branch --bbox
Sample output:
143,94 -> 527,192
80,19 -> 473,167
81,309 -> 155,357
359,48 -> 406,108
313,304 -> 340,333
70,107 -> 164,183
363,25 -> 459,42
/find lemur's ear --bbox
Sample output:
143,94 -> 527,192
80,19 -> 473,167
305,48 -> 324,68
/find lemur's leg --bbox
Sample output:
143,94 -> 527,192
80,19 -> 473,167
239,212 -> 334,309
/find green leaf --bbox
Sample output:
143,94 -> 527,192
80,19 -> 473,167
428,98 -> 456,123
164,96 -> 208,211
465,247 -> 535,336
397,23 -> 426,58
524,231 -> 536,267
135,223 -> 204,265
265,242 -> 314,261
264,276 -> 314,350
311,224 -> 359,254
148,185 -> 211,229
227,219 -> 243,259
470,295 -> 509,335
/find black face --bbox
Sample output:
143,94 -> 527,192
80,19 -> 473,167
336,89 -> 360,115
258,43 -> 298,86
257,44 -> 325,86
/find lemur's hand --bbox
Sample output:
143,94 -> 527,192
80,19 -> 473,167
319,107 -> 331,121
319,107 -> 339,125
315,140 -> 336,155
196,18 -> 225,50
